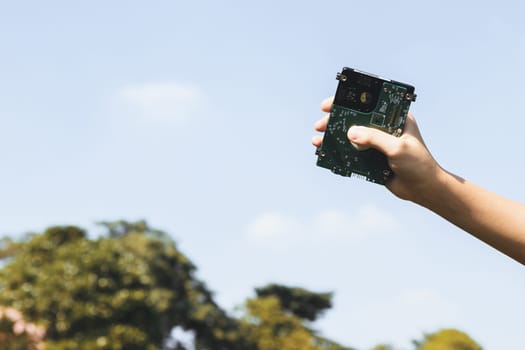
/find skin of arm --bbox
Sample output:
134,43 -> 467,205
312,97 -> 525,265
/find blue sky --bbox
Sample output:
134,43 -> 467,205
1,1 -> 524,349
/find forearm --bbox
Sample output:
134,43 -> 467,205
415,169 -> 525,265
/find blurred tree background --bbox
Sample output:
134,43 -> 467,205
413,329 -> 482,350
0,221 -> 482,350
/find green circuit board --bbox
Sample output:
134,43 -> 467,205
316,68 -> 416,184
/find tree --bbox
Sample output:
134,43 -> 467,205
0,221 -> 484,350
0,221 -> 249,350
370,345 -> 394,350
413,329 -> 482,350
242,289 -> 354,350
255,284 -> 333,322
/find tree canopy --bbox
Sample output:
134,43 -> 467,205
0,221 -> 483,350
255,284 -> 333,322
413,329 -> 482,350
0,222 -> 246,349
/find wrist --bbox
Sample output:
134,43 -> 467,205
411,166 -> 453,208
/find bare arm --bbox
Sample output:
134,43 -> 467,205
419,171 -> 525,265
313,97 -> 525,265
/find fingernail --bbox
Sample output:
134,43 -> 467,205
348,126 -> 363,140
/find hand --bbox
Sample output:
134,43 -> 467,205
312,97 -> 443,203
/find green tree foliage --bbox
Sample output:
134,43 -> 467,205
370,345 -> 394,350
241,295 -> 354,350
0,221 -> 249,350
0,221 -> 484,350
255,284 -> 333,322
413,329 -> 482,350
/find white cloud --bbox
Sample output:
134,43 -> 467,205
116,82 -> 202,123
314,206 -> 399,240
245,212 -> 301,241
245,205 -> 400,247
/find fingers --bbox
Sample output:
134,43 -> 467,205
312,99 -> 331,147
311,135 -> 323,147
314,114 -> 329,132
321,96 -> 334,113
347,125 -> 399,157
347,113 -> 423,156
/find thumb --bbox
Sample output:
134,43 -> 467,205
347,125 -> 399,156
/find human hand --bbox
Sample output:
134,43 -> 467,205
312,97 -> 444,203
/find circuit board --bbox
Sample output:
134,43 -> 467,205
316,67 -> 416,185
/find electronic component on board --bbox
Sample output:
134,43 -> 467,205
316,67 -> 416,185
